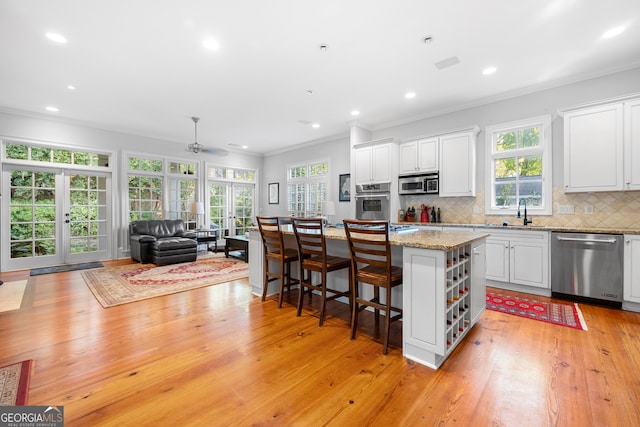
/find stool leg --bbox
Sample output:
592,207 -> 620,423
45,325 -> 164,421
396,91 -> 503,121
278,259 -> 285,309
383,289 -> 392,355
261,257 -> 269,302
350,280 -> 359,340
319,269 -> 327,327
297,266 -> 307,317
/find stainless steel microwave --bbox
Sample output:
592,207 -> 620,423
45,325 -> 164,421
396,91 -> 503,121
398,173 -> 439,195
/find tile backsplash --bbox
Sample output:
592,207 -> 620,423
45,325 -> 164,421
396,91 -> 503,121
401,188 -> 640,229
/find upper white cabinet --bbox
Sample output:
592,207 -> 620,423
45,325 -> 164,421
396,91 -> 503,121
563,103 -> 623,192
398,138 -> 438,175
563,95 -> 640,193
624,99 -> 640,190
439,131 -> 476,197
354,142 -> 393,185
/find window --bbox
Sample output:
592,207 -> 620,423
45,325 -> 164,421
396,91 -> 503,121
287,160 -> 329,217
126,154 -> 198,225
3,142 -> 110,167
485,115 -> 552,215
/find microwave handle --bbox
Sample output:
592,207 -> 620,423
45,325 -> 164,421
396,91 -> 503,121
355,193 -> 390,199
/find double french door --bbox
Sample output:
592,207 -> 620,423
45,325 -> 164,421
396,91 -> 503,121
1,167 -> 111,271
208,181 -> 254,239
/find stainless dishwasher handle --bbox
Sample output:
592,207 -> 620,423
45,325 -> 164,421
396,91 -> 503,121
556,236 -> 617,244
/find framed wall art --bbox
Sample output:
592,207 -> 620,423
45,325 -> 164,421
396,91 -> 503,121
268,182 -> 279,204
339,174 -> 350,202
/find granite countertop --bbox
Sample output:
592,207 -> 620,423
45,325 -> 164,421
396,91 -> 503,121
396,221 -> 640,235
274,225 -> 489,251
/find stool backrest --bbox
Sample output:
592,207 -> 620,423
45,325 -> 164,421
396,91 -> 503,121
343,219 -> 392,280
291,217 -> 325,260
256,216 -> 284,255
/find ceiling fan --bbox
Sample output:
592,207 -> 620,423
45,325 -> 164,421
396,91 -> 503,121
186,117 -> 228,156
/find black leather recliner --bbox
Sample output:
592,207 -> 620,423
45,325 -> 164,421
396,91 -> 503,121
129,219 -> 197,266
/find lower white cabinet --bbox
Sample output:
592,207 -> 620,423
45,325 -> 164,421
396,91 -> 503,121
485,229 -> 549,291
402,240 -> 486,369
623,235 -> 640,306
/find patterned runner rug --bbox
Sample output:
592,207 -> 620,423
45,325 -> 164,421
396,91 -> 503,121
486,292 -> 588,331
0,360 -> 33,406
82,256 -> 249,308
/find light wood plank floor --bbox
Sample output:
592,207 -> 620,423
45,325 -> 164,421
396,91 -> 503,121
1,260 -> 639,426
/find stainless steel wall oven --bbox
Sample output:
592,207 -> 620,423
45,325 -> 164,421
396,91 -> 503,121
355,182 -> 391,221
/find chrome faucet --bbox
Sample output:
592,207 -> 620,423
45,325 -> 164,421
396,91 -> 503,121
517,198 -> 533,226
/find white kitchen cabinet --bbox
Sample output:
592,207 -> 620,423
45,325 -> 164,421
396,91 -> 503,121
354,142 -> 393,185
623,235 -> 640,306
402,240 -> 486,369
398,138 -> 438,175
484,229 -> 549,291
563,103 -> 624,192
624,99 -> 640,190
439,131 -> 476,197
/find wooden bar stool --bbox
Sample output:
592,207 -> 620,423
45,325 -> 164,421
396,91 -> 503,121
343,219 -> 403,355
291,217 -> 351,326
257,216 -> 299,308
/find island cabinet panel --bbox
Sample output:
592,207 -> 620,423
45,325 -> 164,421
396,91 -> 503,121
403,240 -> 486,369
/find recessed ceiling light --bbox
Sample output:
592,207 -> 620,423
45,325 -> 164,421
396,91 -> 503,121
602,26 -> 625,39
46,106 -> 59,112
405,92 -> 416,99
319,44 -> 329,51
203,37 -> 220,51
482,66 -> 497,75
305,90 -> 314,95
241,145 -> 249,149
351,110 -> 360,116
67,85 -> 76,90
45,32 -> 67,44
423,36 -> 433,44
312,123 -> 320,128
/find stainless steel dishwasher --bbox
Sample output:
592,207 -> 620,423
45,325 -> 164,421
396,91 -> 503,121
551,232 -> 623,307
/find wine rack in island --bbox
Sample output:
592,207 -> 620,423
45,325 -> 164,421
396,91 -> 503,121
445,246 -> 472,350
402,240 -> 486,369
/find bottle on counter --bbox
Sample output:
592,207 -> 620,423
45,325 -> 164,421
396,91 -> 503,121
431,207 -> 436,222
437,207 -> 441,223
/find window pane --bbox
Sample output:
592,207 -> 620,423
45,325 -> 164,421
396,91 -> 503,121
5,144 -> 28,160
518,155 -> 542,177
494,180 -> 516,207
495,131 -> 516,151
518,179 -> 543,207
494,158 -> 516,179
32,146 -> 51,162
520,127 -> 540,148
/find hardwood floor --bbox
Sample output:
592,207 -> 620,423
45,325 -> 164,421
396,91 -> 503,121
1,260 -> 639,426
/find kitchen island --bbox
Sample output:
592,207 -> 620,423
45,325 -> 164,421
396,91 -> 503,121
247,226 -> 488,369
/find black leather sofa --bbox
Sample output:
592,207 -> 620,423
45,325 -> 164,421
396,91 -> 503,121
129,219 -> 197,266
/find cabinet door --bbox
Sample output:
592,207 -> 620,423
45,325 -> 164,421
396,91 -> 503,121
371,143 -> 392,183
624,99 -> 640,190
485,238 -> 509,282
564,103 -> 623,192
354,146 -> 372,184
439,131 -> 475,197
624,235 -> 640,303
399,141 -> 418,175
418,138 -> 438,172
510,239 -> 548,289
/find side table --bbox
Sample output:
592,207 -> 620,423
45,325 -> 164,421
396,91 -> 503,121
225,235 -> 249,262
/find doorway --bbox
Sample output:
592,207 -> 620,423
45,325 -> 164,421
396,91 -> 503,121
1,167 -> 112,271
208,181 -> 254,240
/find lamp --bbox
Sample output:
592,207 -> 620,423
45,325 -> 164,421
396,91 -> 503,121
191,201 -> 205,229
322,200 -> 336,226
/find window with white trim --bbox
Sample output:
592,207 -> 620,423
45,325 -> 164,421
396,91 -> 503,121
287,160 -> 329,218
485,115 -> 552,215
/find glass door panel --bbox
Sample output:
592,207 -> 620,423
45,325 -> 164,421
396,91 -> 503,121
2,167 -> 111,270
208,181 -> 254,239
64,172 -> 111,263
209,182 -> 230,237
233,184 -> 254,236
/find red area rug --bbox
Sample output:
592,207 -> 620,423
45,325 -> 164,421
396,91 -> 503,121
0,360 -> 33,406
486,292 -> 587,331
82,255 -> 249,307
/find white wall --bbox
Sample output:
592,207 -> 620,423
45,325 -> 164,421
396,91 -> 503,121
261,134 -> 351,221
